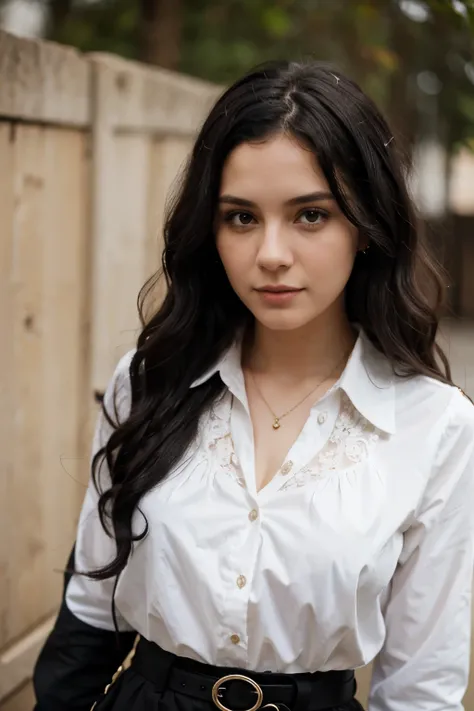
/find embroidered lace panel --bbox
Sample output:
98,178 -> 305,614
278,392 -> 380,491
205,394 -> 246,488
199,391 -> 379,492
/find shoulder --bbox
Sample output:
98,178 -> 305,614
112,349 -> 136,383
103,349 -> 137,424
438,384 -> 474,452
394,372 -> 474,445
411,381 -> 474,519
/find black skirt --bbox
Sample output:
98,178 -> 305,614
90,637 -> 365,711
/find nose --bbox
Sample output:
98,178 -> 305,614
256,223 -> 293,272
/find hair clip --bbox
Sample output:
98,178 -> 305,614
384,136 -> 394,147
330,73 -> 340,85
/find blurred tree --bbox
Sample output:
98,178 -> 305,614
1,0 -> 473,149
46,0 -> 72,36
139,0 -> 182,68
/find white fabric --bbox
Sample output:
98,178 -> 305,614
67,331 -> 474,711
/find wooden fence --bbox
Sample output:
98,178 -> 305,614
1,27 -> 474,711
0,29 -> 220,709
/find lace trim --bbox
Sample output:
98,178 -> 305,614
198,391 -> 379,493
279,392 -> 379,491
205,394 -> 246,489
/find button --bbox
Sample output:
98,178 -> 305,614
280,460 -> 293,475
230,634 -> 240,645
248,509 -> 258,522
236,575 -> 247,589
317,412 -> 327,425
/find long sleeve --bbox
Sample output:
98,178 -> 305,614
33,351 -> 136,710
369,390 -> 474,711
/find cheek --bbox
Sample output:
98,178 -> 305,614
216,236 -> 248,279
303,234 -> 358,287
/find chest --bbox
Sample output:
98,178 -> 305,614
245,377 -> 340,492
131,395 -> 428,611
150,389 -> 424,520
250,394 -> 314,491
133,423 -> 415,613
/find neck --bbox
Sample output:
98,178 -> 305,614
244,310 -> 356,381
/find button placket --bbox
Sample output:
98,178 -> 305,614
221,494 -> 258,664
266,402 -> 338,494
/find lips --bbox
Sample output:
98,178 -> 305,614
256,286 -> 303,293
254,286 -> 304,306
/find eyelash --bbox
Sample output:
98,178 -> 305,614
222,208 -> 329,230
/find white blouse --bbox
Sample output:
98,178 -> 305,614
67,331 -> 474,711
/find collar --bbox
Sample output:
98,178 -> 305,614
190,338 -> 247,404
190,330 -> 396,435
337,331 -> 396,434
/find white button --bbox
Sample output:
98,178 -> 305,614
280,460 -> 293,475
248,509 -> 258,522
236,575 -> 247,589
317,412 -> 327,425
230,634 -> 240,645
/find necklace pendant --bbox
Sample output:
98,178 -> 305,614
272,417 -> 281,430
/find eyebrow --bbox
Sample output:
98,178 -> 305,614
218,191 -> 335,208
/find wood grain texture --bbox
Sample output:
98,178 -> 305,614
0,30 -> 90,126
0,124 -> 90,702
90,97 -> 150,390
0,617 -> 54,700
89,52 -> 222,135
1,681 -> 36,711
0,124 -> 15,653
142,135 -> 193,320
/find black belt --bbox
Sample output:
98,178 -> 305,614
132,637 -> 357,711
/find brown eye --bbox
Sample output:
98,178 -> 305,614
225,211 -> 255,227
237,212 -> 254,225
297,209 -> 327,226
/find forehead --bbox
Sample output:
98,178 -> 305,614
219,134 -> 330,199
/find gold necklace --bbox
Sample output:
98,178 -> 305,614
249,351 -> 349,431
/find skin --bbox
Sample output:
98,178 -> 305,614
215,133 -> 364,490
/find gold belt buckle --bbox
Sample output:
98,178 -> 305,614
212,674 -> 263,711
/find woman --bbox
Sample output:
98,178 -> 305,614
34,61 -> 474,711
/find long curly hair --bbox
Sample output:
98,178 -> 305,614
88,60 -> 451,582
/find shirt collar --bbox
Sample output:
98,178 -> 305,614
337,331 -> 396,434
190,329 -> 396,435
190,338 -> 247,403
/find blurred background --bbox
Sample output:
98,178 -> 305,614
4,0 -> 474,360
1,1 -> 474,709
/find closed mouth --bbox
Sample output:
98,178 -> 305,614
256,286 -> 303,293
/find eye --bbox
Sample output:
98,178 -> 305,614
224,211 -> 256,227
297,209 -> 328,226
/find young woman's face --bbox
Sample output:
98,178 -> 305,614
215,134 -> 362,332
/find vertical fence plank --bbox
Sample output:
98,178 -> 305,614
0,124 -> 90,703
8,124 -> 47,640
90,59 -> 158,392
143,136 -> 193,318
0,123 -> 15,652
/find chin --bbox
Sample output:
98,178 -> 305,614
253,309 -> 314,332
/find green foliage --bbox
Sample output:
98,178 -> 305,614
48,0 -> 140,59
2,0 -> 474,150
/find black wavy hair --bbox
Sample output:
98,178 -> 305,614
88,60 -> 452,582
